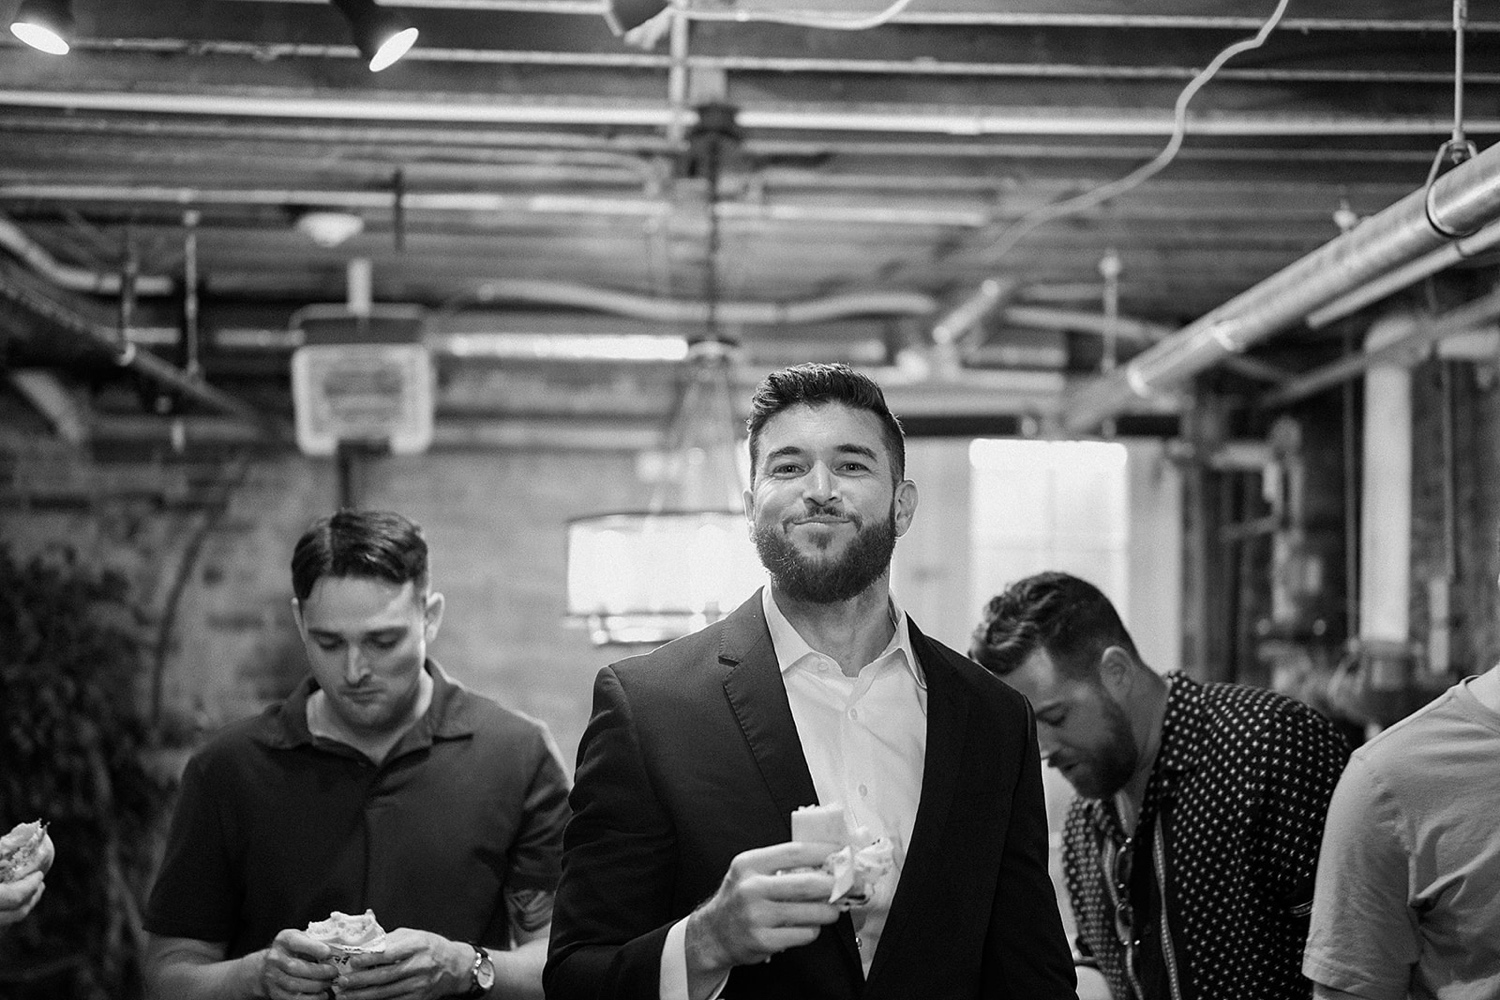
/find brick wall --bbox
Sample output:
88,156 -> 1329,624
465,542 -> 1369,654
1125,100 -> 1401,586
1,444 -> 654,769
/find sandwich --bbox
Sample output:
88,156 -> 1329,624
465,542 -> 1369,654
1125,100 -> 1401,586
0,820 -> 47,882
789,803 -> 894,909
305,908 -> 387,965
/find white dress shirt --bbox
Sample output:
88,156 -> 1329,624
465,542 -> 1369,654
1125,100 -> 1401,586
659,588 -> 928,999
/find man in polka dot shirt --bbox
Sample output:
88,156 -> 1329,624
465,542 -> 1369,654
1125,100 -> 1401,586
970,571 -> 1350,1000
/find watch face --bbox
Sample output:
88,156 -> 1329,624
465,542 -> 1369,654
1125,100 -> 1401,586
475,950 -> 495,991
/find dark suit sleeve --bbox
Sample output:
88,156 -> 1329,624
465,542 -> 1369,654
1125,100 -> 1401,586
545,666 -> 680,1000
982,700 -> 1079,999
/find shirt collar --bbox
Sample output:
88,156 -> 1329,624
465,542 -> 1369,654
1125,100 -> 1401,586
1151,672 -> 1204,777
253,659 -> 475,750
760,586 -> 925,688
1089,671 -> 1200,835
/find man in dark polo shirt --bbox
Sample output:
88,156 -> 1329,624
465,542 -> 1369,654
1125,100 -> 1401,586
144,509 -> 571,1000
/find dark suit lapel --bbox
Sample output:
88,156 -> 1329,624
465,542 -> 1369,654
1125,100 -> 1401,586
718,590 -> 821,826
718,590 -> 863,977
867,620 -> 971,982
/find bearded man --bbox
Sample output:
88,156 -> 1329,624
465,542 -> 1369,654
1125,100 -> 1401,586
970,572 -> 1350,1000
546,363 -> 1077,1000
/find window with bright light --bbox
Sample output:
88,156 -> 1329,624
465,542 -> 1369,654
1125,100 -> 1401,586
968,438 -> 1131,611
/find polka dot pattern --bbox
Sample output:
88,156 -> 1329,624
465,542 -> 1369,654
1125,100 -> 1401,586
1063,673 -> 1350,1000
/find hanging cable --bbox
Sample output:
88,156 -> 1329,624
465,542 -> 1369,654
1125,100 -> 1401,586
980,0 -> 1292,265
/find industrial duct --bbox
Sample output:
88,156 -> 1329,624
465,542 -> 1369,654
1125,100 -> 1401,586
1063,139 -> 1500,433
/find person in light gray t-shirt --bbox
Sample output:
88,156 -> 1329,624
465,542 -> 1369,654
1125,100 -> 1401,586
1303,662 -> 1500,1000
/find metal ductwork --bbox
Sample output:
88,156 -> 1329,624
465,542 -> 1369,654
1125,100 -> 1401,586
1063,139 -> 1500,433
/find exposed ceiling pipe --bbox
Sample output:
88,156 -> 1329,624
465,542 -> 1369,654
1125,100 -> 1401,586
1261,285 -> 1500,409
0,259 -> 284,437
1002,306 -> 1168,344
471,278 -> 937,324
218,0 -> 1500,33
0,89 -> 1490,138
1063,137 -> 1500,434
932,278 -> 1013,347
8,370 -> 90,445
0,114 -> 1447,172
56,36 -> 1500,87
1357,311 -> 1415,669
0,210 -> 1173,337
0,212 -> 174,295
1306,221 -> 1500,328
0,183 -> 990,229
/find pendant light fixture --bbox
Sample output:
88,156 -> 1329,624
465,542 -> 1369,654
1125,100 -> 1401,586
329,0 -> 418,72
9,0 -> 73,55
566,104 -> 762,646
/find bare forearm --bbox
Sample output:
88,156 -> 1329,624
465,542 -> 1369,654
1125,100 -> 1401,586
147,950 -> 265,1000
490,937 -> 546,1000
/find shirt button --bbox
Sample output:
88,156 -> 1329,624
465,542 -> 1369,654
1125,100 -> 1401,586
848,707 -> 858,720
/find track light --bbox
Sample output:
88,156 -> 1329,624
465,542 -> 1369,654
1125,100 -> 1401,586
603,0 -> 669,36
329,0 -> 417,72
9,0 -> 73,55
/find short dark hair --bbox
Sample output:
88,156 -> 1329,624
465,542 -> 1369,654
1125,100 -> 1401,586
290,509 -> 430,601
969,571 -> 1140,681
746,363 -> 906,481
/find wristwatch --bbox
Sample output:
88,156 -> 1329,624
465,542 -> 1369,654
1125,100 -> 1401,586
464,943 -> 495,998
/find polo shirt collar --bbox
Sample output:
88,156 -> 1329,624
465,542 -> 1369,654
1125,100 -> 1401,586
252,659 -> 475,750
760,586 -> 925,688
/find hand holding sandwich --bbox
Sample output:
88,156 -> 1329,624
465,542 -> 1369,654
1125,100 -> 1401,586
333,928 -> 474,1000
684,841 -> 843,998
0,820 -> 54,928
255,928 -> 337,999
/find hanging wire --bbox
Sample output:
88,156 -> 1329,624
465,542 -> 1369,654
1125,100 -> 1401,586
979,0 -> 1292,265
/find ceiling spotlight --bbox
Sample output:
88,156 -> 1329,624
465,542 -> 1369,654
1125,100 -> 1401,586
9,0 -> 73,55
329,0 -> 417,72
604,0 -> 669,36
296,210 -> 365,248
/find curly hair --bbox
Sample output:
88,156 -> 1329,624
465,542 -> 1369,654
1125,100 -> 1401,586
969,570 -> 1140,681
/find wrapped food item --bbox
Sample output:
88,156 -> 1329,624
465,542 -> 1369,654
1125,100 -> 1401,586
0,821 -> 47,883
790,803 -> 849,845
305,908 -> 387,965
789,803 -> 895,909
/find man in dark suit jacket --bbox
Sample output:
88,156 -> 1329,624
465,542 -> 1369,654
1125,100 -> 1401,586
546,363 -> 1077,1000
